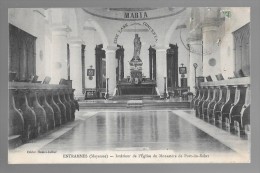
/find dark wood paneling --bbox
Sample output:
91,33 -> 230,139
82,45 -> 86,94
9,24 -> 36,81
116,45 -> 124,83
167,44 -> 178,88
149,46 -> 156,80
95,44 -> 106,97
233,23 -> 250,76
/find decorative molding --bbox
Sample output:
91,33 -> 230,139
154,46 -> 168,51
105,45 -> 118,52
68,37 -> 84,46
187,36 -> 202,43
51,24 -> 71,36
202,25 -> 218,33
82,8 -> 186,21
200,18 -> 225,29
83,26 -> 96,31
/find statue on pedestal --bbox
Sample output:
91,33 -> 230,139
133,34 -> 141,60
130,34 -> 143,84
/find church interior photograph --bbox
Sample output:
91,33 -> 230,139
8,7 -> 251,163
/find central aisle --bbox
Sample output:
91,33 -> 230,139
41,110 -> 234,153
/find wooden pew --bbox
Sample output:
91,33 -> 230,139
197,87 -> 208,118
38,89 -> 55,130
213,86 -> 227,126
199,77 -> 250,136
46,90 -> 62,127
220,85 -> 236,131
28,90 -> 48,134
190,87 -> 200,108
66,89 -> 76,121
202,87 -> 214,120
207,87 -> 220,122
53,89 -> 67,124
59,89 -> 72,122
230,85 -> 250,136
194,88 -> 203,117
9,82 -> 78,147
9,89 -> 24,147
14,89 -> 37,141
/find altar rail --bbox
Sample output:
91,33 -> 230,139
191,77 -> 250,138
9,82 -> 79,148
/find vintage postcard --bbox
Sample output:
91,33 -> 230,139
8,7 -> 250,164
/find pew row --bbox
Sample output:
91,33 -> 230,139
191,77 -> 250,137
9,82 -> 79,147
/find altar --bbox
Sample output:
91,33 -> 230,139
117,79 -> 156,95
116,34 -> 157,96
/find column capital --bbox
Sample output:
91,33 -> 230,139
201,25 -> 218,33
105,45 -> 118,53
187,34 -> 202,44
187,37 -> 202,45
51,24 -> 71,36
68,37 -> 84,47
200,18 -> 225,32
154,46 -> 168,52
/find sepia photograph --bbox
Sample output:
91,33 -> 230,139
7,7 -> 251,164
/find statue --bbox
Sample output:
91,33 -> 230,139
133,34 -> 141,60
130,34 -> 143,84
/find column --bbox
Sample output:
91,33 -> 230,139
51,25 -> 71,84
105,46 -> 118,96
155,47 -> 167,97
187,38 -> 203,93
202,25 -> 220,78
69,38 -> 84,100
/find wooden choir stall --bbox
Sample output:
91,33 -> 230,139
9,81 -> 79,148
191,77 -> 250,138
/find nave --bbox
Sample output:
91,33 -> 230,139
8,7 -> 251,163
9,109 -> 250,163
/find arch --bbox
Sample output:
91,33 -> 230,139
65,9 -> 78,37
164,9 -> 191,47
50,8 -> 63,24
88,20 -> 109,48
163,19 -> 180,47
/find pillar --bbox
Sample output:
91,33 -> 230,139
51,25 -> 71,84
105,46 -> 118,96
155,47 -> 167,97
202,25 -> 221,79
69,38 -> 84,100
187,38 -> 203,93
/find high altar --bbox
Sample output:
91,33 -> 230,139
117,34 -> 156,95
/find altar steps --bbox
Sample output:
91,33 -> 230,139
79,99 -> 191,109
110,95 -> 160,100
127,100 -> 143,108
